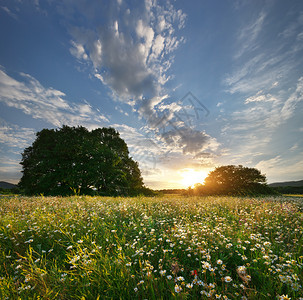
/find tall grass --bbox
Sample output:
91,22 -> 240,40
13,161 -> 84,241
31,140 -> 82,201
0,195 -> 302,299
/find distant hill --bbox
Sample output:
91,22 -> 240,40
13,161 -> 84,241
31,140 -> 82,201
0,181 -> 18,189
269,180 -> 303,187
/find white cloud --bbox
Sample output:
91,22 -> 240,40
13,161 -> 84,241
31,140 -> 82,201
225,7 -> 303,97
0,119 -> 35,149
255,155 -> 282,171
136,19 -> 155,61
0,67 -> 109,128
151,34 -> 165,59
281,76 -> 303,121
66,0 -> 186,102
245,91 -> 278,104
1,6 -> 18,19
256,155 -> 303,183
60,1 -> 221,178
289,143 -> 298,151
70,40 -> 88,61
221,71 -> 303,178
235,11 -> 266,58
0,120 -> 36,183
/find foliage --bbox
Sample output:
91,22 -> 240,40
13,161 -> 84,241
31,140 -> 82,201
0,187 -> 19,195
188,165 -> 275,196
0,195 -> 302,299
19,125 -> 146,196
272,186 -> 303,195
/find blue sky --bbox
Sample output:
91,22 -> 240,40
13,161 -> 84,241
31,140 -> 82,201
0,0 -> 302,189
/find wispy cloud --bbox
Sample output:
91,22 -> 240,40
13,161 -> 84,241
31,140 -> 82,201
225,6 -> 303,95
0,120 -> 35,183
0,67 -> 109,128
235,11 -> 266,59
256,155 -> 303,182
221,73 -> 303,177
281,76 -> 303,121
220,4 -> 303,178
0,120 -> 35,150
1,6 -> 18,20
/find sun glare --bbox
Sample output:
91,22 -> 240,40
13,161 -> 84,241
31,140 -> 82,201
180,169 -> 209,188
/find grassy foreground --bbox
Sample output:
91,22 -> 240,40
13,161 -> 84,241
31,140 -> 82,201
0,195 -> 302,299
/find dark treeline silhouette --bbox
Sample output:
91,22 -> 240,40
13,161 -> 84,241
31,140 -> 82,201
19,125 -> 154,196
187,165 -> 276,196
271,186 -> 303,194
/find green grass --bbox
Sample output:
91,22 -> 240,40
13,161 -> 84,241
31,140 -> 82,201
0,195 -> 302,299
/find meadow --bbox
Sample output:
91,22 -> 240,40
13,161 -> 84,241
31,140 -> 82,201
0,195 -> 302,299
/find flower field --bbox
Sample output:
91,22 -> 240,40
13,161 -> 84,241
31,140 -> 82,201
0,195 -> 302,299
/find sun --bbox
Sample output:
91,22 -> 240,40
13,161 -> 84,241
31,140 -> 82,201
180,168 -> 209,188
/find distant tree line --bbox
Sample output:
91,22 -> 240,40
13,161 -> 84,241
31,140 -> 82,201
187,165 -> 276,196
271,186 -> 303,195
0,187 -> 19,195
19,125 -> 154,196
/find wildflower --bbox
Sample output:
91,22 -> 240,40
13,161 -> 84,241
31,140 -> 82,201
217,259 -> 223,265
134,287 -> 138,292
159,270 -> 166,276
292,274 -> 299,281
186,283 -> 193,288
224,276 -> 232,283
197,280 -> 204,286
291,282 -> 301,291
278,295 -> 291,300
176,276 -> 184,281
126,262 -> 132,267
24,239 -> 33,243
77,240 -> 83,243
69,255 -> 80,264
167,275 -> 172,280
202,261 -> 211,269
175,284 -> 182,293
66,245 -> 73,250
237,266 -> 246,273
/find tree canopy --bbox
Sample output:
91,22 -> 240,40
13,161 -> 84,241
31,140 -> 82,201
19,125 -> 148,196
188,165 -> 274,196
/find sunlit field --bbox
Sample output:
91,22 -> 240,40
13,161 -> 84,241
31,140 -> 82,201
1,195 -> 302,299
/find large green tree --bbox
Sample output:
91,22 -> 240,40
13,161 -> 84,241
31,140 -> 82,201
19,125 -> 145,196
191,165 -> 273,195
